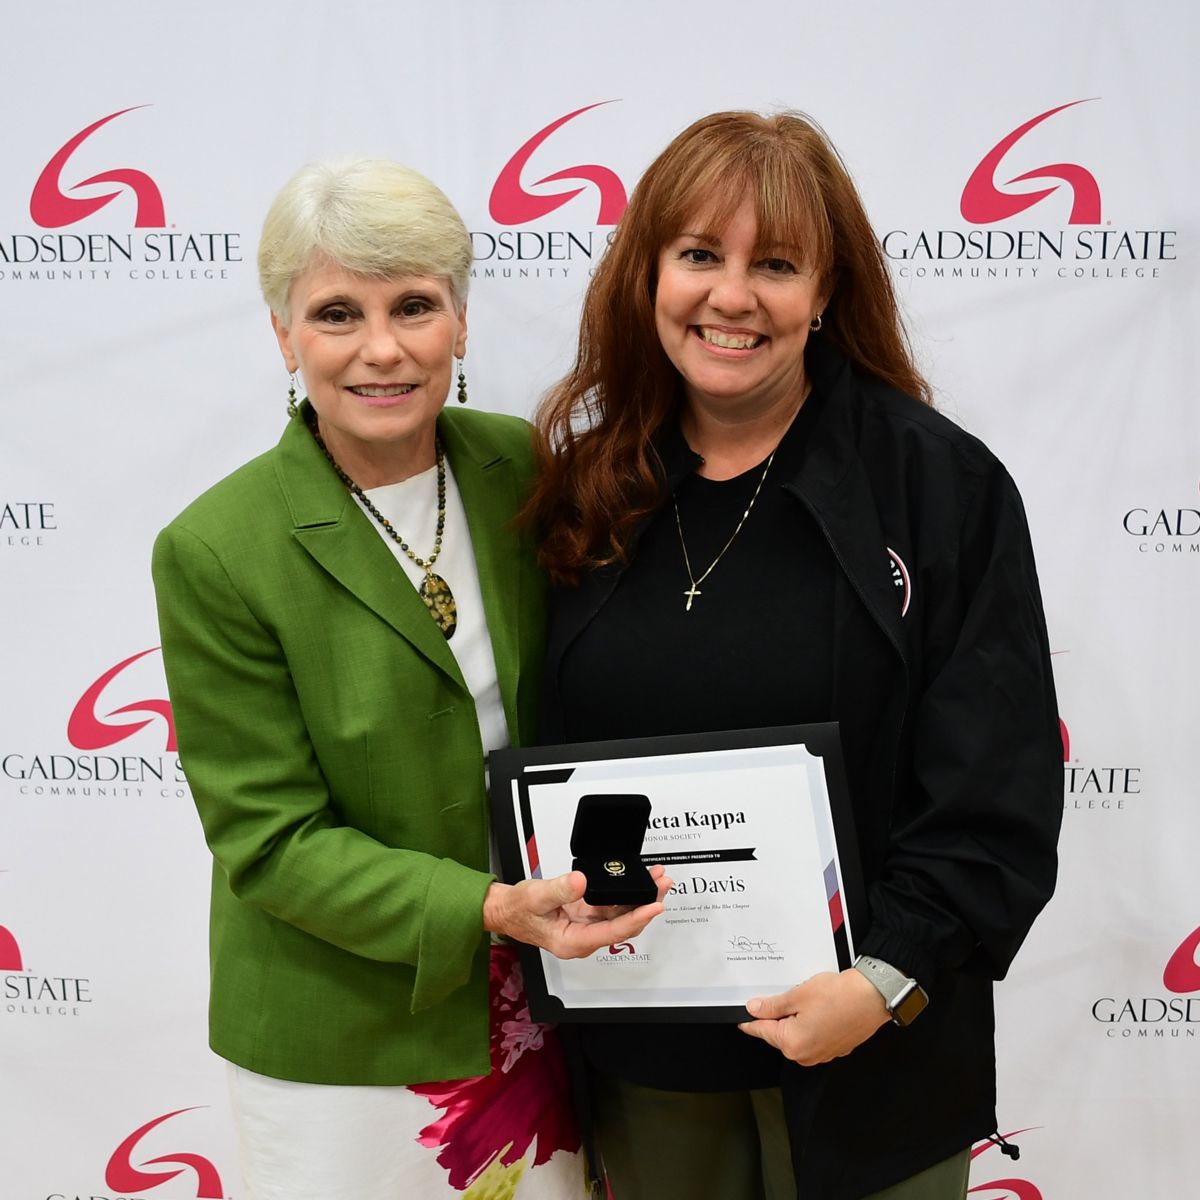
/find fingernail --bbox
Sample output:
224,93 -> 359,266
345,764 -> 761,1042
746,998 -> 762,1015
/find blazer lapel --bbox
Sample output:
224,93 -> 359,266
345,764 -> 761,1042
273,409 -> 467,691
438,410 -> 524,738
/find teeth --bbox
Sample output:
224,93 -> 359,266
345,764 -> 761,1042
350,384 -> 414,397
700,329 -> 762,350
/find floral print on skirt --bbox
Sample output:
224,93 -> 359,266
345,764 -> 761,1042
407,943 -> 587,1198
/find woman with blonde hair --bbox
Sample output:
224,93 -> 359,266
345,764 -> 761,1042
153,157 -> 668,1200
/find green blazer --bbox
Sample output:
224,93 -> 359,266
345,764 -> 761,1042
152,405 -> 545,1085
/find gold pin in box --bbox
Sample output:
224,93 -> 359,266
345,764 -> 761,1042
571,793 -> 656,906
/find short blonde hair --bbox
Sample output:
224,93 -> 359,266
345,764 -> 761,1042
258,158 -> 472,323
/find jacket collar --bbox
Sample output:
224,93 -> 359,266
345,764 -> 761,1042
272,404 -> 524,711
656,417 -> 706,494
784,339 -> 906,661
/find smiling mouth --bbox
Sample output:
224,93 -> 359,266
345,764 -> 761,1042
347,384 -> 416,398
696,327 -> 765,350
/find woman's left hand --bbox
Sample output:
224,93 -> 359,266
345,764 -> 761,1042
737,968 -> 889,1066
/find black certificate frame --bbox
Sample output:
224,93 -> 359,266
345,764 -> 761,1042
488,723 -> 866,1024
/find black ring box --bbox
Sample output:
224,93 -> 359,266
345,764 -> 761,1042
571,793 -> 657,906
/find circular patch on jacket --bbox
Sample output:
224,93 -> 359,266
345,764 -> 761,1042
886,546 -> 911,617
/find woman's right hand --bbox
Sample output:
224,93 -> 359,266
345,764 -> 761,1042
482,866 -> 671,959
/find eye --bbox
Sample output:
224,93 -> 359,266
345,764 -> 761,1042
316,304 -> 356,325
398,296 -> 435,318
679,247 -> 717,265
758,257 -> 797,275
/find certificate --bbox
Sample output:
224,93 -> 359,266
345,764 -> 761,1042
488,724 -> 865,1022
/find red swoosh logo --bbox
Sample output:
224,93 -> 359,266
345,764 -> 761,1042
30,107 -> 166,229
960,100 -> 1100,225
0,925 -> 22,971
1163,926 -> 1200,993
66,648 -> 176,751
489,102 -> 626,225
105,1108 -> 223,1197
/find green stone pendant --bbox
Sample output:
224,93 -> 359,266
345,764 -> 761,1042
420,571 -> 457,639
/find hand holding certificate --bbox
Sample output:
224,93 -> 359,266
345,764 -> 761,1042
489,724 -> 864,1022
739,967 -> 889,1065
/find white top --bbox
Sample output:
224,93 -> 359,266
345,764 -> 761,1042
357,460 -> 510,756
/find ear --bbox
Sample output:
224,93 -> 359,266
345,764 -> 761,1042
453,300 -> 468,360
271,311 -> 299,374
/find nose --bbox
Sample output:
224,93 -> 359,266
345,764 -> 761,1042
707,263 -> 756,316
360,314 -> 405,367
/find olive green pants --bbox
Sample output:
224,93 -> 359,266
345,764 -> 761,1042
591,1075 -> 970,1200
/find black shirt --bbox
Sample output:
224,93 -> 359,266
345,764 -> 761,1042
558,394 -> 836,1090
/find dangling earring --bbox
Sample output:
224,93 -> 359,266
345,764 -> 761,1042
287,373 -> 299,418
456,358 -> 468,405
809,312 -> 823,334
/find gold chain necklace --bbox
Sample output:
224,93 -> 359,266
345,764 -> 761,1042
673,448 -> 777,612
306,411 -> 457,639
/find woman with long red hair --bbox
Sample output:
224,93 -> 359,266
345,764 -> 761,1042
528,112 -> 1062,1200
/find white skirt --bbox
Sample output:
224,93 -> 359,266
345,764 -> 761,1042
226,945 -> 588,1200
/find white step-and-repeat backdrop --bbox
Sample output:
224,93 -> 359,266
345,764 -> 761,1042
2,2 -> 1196,1197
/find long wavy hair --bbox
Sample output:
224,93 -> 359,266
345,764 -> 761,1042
526,110 -> 930,583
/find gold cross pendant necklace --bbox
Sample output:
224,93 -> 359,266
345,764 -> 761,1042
673,448 -> 777,612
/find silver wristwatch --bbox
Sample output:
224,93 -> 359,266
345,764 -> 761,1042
853,955 -> 929,1026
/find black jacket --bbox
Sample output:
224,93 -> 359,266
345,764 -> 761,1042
542,339 -> 1063,1198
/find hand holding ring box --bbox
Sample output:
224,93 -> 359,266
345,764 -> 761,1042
570,793 -> 657,906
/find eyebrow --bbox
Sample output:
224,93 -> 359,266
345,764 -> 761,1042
674,230 -> 805,258
302,292 -> 355,311
305,282 -> 443,306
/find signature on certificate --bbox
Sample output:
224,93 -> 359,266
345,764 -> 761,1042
728,935 -> 778,954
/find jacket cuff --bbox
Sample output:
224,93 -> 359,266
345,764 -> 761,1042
410,857 -> 494,1012
857,928 -> 938,989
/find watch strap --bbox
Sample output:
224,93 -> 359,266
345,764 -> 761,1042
853,954 -> 929,1025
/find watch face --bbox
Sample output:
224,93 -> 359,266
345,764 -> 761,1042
891,982 -> 929,1027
